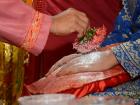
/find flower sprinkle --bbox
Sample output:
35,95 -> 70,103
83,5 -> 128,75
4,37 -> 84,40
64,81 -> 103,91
73,25 -> 107,53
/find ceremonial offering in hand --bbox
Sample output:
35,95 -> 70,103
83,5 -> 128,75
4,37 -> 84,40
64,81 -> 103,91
73,25 -> 107,53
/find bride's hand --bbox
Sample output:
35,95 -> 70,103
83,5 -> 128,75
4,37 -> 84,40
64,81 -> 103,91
56,50 -> 118,76
46,53 -> 81,76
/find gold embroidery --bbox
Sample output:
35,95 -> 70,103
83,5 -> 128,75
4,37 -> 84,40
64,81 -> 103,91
21,11 -> 43,51
23,0 -> 33,5
122,0 -> 132,21
122,15 -> 131,21
136,15 -> 140,24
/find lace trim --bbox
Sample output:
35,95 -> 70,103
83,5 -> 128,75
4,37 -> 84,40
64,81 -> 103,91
21,11 -> 43,50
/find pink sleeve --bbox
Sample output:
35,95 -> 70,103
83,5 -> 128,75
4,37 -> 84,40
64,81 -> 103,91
0,0 -> 52,55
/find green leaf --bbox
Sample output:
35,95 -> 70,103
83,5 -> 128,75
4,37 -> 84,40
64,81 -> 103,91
78,28 -> 96,44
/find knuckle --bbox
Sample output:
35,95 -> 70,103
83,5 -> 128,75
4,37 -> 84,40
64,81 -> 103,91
82,12 -> 87,16
68,8 -> 75,12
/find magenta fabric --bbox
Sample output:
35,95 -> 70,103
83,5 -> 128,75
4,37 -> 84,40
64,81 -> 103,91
0,0 -> 52,55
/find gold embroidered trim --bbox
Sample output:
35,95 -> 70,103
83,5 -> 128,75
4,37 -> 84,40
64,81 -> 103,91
21,11 -> 43,50
23,0 -> 33,5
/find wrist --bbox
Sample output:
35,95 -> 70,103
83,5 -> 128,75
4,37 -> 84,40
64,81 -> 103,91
108,50 -> 118,65
50,16 -> 56,34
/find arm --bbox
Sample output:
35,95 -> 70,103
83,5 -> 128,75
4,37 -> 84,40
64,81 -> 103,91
0,0 -> 89,56
112,39 -> 140,78
0,0 -> 52,55
54,39 -> 140,77
101,8 -> 132,46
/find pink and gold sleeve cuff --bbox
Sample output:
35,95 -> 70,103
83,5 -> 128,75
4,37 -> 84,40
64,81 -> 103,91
21,11 -> 52,55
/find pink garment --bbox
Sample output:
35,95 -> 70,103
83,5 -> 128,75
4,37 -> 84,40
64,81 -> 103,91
0,0 -> 52,55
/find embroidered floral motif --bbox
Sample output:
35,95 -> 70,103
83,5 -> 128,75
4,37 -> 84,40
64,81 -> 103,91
112,39 -> 140,78
21,11 -> 43,51
136,15 -> 140,24
122,0 -> 132,20
122,15 -> 131,21
91,79 -> 140,105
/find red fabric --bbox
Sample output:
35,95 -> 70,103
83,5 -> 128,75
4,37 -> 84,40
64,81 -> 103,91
25,42 -> 131,97
26,65 -> 130,98
61,72 -> 130,98
24,0 -> 122,85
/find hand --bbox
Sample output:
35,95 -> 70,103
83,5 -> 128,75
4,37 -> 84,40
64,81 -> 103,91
56,50 -> 118,76
50,8 -> 89,37
46,53 -> 81,76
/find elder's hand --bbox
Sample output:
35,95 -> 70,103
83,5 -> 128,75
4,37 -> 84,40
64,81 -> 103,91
56,50 -> 118,76
50,8 -> 89,37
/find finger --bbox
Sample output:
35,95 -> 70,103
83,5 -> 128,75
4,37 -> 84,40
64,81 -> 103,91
46,54 -> 81,76
71,8 -> 89,26
75,11 -> 89,29
75,17 -> 90,38
56,64 -> 78,76
76,14 -> 89,27
55,58 -> 79,76
56,62 -> 91,76
47,54 -> 78,76
74,22 -> 85,38
77,33 -> 83,38
77,17 -> 89,33
74,9 -> 88,17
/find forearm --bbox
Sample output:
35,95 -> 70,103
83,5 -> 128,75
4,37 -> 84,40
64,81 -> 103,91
112,39 -> 140,78
0,0 -> 52,55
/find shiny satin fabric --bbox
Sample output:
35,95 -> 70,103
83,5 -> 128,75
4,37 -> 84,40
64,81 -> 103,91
0,42 -> 26,105
26,44 -> 131,97
27,64 -> 130,97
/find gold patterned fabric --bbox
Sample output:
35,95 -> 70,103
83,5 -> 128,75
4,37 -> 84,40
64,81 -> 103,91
21,11 -> 43,51
23,0 -> 33,5
0,43 -> 26,105
0,0 -> 32,105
